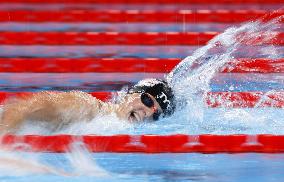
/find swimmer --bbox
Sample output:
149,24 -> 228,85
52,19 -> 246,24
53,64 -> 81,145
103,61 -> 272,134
0,78 -> 175,133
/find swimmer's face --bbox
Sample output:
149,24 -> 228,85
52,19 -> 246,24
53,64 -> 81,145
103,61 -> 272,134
117,93 -> 162,123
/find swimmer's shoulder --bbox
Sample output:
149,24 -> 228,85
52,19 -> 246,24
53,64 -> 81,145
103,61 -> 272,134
3,90 -> 104,112
63,91 -> 104,109
27,90 -> 103,109
35,90 -> 99,101
67,90 -> 102,102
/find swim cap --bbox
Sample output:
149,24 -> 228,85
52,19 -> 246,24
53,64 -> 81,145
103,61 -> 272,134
128,78 -> 175,116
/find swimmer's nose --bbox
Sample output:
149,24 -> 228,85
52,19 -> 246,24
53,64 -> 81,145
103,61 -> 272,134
135,108 -> 157,122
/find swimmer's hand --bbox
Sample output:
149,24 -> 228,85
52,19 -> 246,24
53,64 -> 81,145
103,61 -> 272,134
0,91 -> 102,134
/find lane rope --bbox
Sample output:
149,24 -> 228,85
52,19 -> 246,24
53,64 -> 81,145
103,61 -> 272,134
0,58 -> 283,73
1,134 -> 284,153
0,10 -> 282,23
0,32 -> 282,45
0,0 -> 282,4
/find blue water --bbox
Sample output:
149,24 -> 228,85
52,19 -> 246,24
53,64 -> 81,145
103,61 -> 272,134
0,2 -> 283,182
2,153 -> 284,182
0,23 -> 243,32
0,45 -> 283,58
1,73 -> 284,92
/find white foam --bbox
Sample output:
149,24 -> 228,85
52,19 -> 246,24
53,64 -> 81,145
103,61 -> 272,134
171,18 -> 284,134
0,143 -> 109,177
134,78 -> 163,87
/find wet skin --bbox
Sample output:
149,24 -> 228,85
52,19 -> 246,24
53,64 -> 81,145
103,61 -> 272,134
116,93 -> 162,123
0,91 -> 163,133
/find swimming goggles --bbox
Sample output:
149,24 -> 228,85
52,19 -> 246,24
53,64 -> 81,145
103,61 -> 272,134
140,93 -> 161,121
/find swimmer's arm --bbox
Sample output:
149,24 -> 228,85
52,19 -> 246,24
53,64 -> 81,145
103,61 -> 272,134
0,91 -> 102,133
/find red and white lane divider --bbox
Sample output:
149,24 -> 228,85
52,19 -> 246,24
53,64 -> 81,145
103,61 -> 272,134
0,32 -> 282,45
0,58 -> 283,73
1,91 -> 284,108
0,10 -> 282,23
0,0 -> 282,4
1,134 -> 284,153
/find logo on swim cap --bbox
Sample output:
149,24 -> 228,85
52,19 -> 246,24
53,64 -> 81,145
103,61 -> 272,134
157,92 -> 171,109
128,78 -> 175,117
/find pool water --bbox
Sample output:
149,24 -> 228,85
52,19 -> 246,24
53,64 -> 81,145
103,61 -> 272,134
2,152 -> 284,182
2,72 -> 284,92
0,1 -> 284,182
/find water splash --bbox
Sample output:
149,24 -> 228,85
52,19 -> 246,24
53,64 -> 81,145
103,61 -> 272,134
0,150 -> 66,176
167,17 -> 283,97
0,141 -> 110,177
66,142 -> 109,176
146,15 -> 284,134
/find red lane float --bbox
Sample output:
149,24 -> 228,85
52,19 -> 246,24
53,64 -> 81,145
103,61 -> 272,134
0,58 -> 179,73
0,32 -> 216,45
205,91 -> 284,108
1,134 -> 284,153
0,58 -> 284,73
1,91 -> 284,108
0,32 -> 283,45
0,10 -> 282,23
221,58 -> 284,73
0,0 -> 282,3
